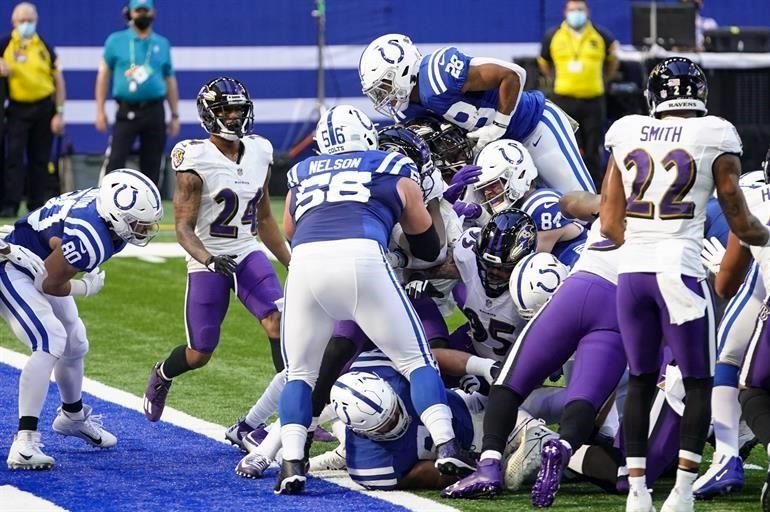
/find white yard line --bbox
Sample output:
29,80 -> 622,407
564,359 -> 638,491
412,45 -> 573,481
0,486 -> 68,512
0,346 -> 458,512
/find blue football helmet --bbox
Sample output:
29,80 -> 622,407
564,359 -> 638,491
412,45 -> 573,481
645,57 -> 708,117
378,125 -> 436,198
474,208 -> 537,298
196,77 -> 254,141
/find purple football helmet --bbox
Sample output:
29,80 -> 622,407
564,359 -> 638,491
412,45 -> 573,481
196,76 -> 254,141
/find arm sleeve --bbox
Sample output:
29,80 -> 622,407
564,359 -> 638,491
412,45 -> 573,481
424,47 -> 471,97
540,29 -> 556,62
61,221 -> 110,271
103,34 -> 117,69
346,434 -> 400,490
597,26 -> 617,57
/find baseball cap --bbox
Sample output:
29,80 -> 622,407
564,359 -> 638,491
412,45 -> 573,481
129,0 -> 154,10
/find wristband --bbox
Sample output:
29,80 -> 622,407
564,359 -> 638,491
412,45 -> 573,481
69,279 -> 88,296
492,111 -> 512,130
171,112 -> 180,119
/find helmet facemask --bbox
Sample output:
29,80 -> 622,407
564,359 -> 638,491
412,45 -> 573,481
364,70 -> 414,119
475,178 -> 514,215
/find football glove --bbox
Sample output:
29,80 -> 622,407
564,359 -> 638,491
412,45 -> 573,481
459,374 -> 482,394
452,201 -> 483,220
404,279 -> 443,300
69,267 -> 106,297
206,254 -> 238,277
701,236 -> 726,274
467,112 -> 511,152
443,165 -> 482,204
385,248 -> 408,269
1,242 -> 47,284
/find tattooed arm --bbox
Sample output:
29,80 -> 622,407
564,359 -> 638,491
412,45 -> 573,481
714,153 -> 770,246
406,249 -> 460,280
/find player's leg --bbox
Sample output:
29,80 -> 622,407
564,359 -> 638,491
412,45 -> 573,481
143,271 -> 230,422
616,273 -> 664,510
276,247 -> 339,494
225,369 -> 286,450
352,251 -> 473,477
0,266 -> 66,470
524,101 -> 596,194
234,249 -> 285,372
532,275 -> 625,507
658,276 -> 716,511
738,310 -> 770,511
695,264 -> 761,497
46,296 -> 117,449
443,277 -> 586,498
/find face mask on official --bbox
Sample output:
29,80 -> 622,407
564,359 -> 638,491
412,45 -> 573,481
17,21 -> 36,39
132,13 -> 154,30
566,9 -> 588,29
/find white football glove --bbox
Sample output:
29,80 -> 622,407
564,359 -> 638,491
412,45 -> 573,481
385,248 -> 408,269
701,236 -> 726,274
467,112 -> 511,153
69,267 -> 106,297
2,242 -> 47,286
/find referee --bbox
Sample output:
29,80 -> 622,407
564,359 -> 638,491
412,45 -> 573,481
94,0 -> 179,185
0,2 -> 65,217
539,0 -> 618,187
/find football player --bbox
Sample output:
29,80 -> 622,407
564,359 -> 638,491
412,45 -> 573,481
442,191 -> 625,503
358,34 -> 595,194
4,169 -> 163,469
276,105 -> 474,494
330,353 -> 478,490
464,139 -> 587,267
601,57 -> 770,512
716,168 -> 770,511
142,77 -> 290,423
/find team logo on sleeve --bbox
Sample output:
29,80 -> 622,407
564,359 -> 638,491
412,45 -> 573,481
171,147 -> 186,169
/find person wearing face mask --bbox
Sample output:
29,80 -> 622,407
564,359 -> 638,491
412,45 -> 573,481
0,2 -> 66,217
94,0 -> 179,185
538,0 -> 618,188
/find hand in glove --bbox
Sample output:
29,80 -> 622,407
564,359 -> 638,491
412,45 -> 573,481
2,243 -> 47,283
701,236 -> 726,274
69,267 -> 106,297
443,165 -> 482,204
467,113 -> 511,152
404,279 -> 443,300
452,201 -> 483,220
459,374 -> 482,394
206,255 -> 238,277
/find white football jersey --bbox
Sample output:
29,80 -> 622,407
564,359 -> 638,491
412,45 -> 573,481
170,135 -> 273,271
570,219 -> 620,285
745,185 -> 770,292
454,228 -> 528,362
605,114 -> 742,277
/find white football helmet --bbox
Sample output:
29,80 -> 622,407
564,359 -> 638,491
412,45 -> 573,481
473,140 -> 538,214
359,33 -> 422,118
96,169 -> 163,247
315,105 -> 378,155
330,371 -> 411,442
509,252 -> 569,320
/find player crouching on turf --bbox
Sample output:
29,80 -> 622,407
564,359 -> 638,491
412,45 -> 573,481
4,169 -> 163,470
143,77 -> 290,424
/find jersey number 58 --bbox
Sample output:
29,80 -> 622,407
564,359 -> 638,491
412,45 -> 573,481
294,171 -> 372,220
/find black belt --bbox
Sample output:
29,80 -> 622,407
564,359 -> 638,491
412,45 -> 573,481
116,98 -> 164,110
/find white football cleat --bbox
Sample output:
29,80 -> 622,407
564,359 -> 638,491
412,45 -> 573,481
309,446 -> 347,472
626,488 -> 656,512
7,430 -> 55,470
52,405 -> 117,448
661,487 -> 694,512
503,419 -> 557,490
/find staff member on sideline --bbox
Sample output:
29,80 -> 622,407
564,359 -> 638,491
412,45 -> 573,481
95,0 -> 179,185
0,2 -> 65,217
538,0 -> 618,187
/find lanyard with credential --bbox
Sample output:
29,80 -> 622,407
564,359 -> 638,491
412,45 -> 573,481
129,36 -> 153,70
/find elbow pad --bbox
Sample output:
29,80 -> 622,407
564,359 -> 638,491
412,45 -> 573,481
405,225 -> 441,263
